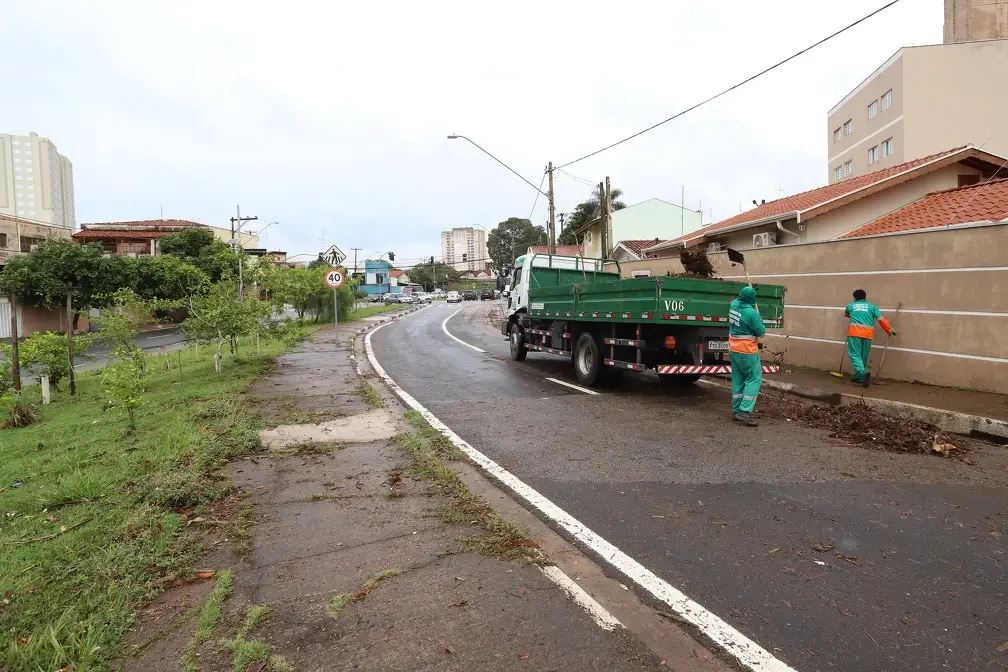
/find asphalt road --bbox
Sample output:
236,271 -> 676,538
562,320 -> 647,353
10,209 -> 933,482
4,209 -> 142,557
7,327 -> 187,386
370,303 -> 1008,672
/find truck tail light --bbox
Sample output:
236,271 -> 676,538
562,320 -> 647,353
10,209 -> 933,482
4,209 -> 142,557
665,335 -> 676,349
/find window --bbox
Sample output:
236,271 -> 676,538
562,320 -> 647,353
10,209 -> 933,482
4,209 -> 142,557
13,149 -> 20,154
844,120 -> 852,136
868,145 -> 879,164
12,140 -> 19,146
868,100 -> 878,120
0,233 -> 8,249
14,157 -> 20,163
881,137 -> 893,158
14,167 -> 21,172
834,165 -> 843,182
844,160 -> 853,177
833,127 -> 841,144
882,89 -> 893,110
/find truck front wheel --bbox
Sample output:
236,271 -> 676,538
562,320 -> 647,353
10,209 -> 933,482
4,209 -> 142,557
573,332 -> 602,386
509,323 -> 527,362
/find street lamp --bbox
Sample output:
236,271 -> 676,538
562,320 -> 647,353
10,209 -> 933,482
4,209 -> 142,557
251,220 -> 280,246
447,134 -> 556,253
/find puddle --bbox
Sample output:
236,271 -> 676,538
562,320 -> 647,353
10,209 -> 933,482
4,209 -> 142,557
260,408 -> 398,448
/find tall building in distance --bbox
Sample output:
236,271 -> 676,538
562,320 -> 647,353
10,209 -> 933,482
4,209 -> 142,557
0,131 -> 76,229
826,38 -> 1008,181
440,226 -> 487,272
945,0 -> 1008,43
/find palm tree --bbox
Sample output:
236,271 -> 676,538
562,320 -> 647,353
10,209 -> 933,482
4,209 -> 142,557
558,185 -> 627,245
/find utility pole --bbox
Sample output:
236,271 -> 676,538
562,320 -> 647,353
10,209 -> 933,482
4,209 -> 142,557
598,181 -> 607,258
230,205 -> 258,299
604,177 -> 613,259
8,289 -> 20,392
547,162 -> 557,254
351,247 -> 362,276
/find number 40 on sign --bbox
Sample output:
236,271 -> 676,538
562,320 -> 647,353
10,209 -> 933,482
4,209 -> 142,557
325,270 -> 344,288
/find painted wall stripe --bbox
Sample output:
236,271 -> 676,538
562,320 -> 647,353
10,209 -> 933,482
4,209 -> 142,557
365,314 -> 796,672
766,333 -> 1008,364
786,304 -> 1008,318
721,265 -> 1008,280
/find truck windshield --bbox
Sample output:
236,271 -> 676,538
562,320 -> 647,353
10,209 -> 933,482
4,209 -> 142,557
511,268 -> 522,290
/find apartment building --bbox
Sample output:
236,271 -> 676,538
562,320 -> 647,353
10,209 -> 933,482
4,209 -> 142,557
0,131 -> 76,229
440,226 -> 487,272
944,0 -> 1008,43
826,38 -> 1008,182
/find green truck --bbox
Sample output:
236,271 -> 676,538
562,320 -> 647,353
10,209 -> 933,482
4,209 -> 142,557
500,253 -> 786,386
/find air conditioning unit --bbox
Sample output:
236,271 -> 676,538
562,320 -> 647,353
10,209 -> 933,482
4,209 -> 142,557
752,232 -> 778,248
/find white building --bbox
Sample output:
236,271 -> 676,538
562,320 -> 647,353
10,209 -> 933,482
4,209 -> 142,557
440,226 -> 487,272
0,131 -> 76,229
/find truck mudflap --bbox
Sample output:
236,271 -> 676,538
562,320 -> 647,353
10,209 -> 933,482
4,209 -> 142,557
654,364 -> 780,375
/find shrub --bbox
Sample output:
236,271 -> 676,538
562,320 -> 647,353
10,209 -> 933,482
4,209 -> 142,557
18,331 -> 93,391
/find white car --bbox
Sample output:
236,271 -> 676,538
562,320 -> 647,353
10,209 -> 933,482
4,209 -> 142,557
415,293 -> 434,304
446,291 -> 461,303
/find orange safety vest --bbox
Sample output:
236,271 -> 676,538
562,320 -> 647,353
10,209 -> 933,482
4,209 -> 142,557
847,317 -> 892,341
728,334 -> 759,354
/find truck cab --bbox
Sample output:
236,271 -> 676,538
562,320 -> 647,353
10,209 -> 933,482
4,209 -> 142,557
502,253 -> 606,333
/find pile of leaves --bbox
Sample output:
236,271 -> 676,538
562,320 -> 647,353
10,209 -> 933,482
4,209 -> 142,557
678,247 -> 717,279
770,395 -> 970,459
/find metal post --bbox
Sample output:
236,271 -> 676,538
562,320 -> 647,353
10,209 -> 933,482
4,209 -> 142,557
333,287 -> 339,342
237,205 -> 244,299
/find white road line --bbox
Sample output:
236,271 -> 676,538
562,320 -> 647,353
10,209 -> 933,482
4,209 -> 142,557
441,307 -> 485,353
540,565 -> 621,631
545,377 -> 599,395
365,314 -> 796,672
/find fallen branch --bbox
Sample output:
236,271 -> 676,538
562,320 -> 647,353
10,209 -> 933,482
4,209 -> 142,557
12,516 -> 94,545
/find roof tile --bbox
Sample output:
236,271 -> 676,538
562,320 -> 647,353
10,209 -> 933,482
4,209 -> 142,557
840,178 -> 1008,238
528,245 -> 583,255
80,219 -> 209,229
617,239 -> 667,256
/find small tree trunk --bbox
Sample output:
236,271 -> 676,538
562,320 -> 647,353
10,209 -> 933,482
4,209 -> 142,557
66,288 -> 77,396
9,290 -> 21,392
215,337 -> 224,374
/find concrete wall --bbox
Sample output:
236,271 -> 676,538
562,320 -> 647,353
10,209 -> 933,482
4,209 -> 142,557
619,223 -> 1008,393
945,0 -> 1008,42
21,306 -> 90,336
828,52 -> 905,181
903,39 -> 1008,162
0,217 -> 73,256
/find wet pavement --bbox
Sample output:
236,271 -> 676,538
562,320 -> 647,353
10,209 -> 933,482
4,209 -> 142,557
370,303 -> 1008,672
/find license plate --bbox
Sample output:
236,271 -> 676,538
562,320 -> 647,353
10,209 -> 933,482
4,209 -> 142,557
706,340 -> 730,351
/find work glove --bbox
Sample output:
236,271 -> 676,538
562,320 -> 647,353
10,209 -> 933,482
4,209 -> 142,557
890,330 -> 897,337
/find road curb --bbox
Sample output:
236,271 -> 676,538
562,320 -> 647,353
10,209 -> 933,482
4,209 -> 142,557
760,378 -> 1008,442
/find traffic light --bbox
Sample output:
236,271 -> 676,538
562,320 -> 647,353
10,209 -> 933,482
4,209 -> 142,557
430,256 -> 435,265
462,253 -> 467,262
388,251 -> 395,261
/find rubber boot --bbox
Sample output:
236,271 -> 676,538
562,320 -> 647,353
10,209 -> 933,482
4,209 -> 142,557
862,372 -> 871,388
736,412 -> 759,427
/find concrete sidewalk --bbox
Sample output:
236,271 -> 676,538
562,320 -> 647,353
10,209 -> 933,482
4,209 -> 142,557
765,365 -> 1008,440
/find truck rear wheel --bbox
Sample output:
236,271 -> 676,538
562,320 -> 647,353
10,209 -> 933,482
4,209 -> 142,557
509,323 -> 527,362
573,332 -> 602,386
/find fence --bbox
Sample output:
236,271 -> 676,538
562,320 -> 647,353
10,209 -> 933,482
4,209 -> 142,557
618,222 -> 1008,394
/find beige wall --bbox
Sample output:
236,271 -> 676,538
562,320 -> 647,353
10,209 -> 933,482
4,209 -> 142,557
620,223 -> 1008,393
945,0 -> 1008,42
21,306 -> 89,336
828,53 -> 904,181
208,225 -> 259,248
903,39 -> 1008,162
0,132 -> 75,229
0,217 -> 73,256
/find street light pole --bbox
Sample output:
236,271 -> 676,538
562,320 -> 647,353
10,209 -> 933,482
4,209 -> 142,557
447,134 -> 555,252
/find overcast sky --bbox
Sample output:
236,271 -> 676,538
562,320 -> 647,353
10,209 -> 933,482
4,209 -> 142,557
2,0 -> 941,268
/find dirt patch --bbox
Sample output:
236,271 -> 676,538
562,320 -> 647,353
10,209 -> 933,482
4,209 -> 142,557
762,393 -> 972,460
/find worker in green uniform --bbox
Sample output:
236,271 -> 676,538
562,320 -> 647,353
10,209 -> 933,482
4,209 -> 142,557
844,289 -> 895,388
728,285 -> 766,426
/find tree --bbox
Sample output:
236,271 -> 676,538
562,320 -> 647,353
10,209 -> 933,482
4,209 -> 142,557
159,228 -> 239,283
408,261 -> 460,292
5,241 -> 133,395
181,283 -> 272,374
486,217 -> 548,274
558,184 -> 628,246
136,255 -> 211,302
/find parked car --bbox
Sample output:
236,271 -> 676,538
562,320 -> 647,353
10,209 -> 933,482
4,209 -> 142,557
446,291 -> 462,303
384,293 -> 414,304
369,293 -> 385,303
415,293 -> 433,304
479,288 -> 495,301
462,290 -> 478,301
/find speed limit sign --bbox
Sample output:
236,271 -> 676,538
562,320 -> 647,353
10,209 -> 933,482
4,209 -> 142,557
325,270 -> 344,288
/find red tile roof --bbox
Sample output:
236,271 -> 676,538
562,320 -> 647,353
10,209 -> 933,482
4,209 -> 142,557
617,239 -> 667,256
79,219 -> 209,229
528,245 -> 583,255
389,270 -> 406,278
840,178 -> 1008,239
646,146 -> 1006,252
73,230 -> 167,240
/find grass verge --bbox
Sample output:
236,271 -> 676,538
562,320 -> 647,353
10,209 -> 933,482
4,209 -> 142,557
0,332 -> 300,671
217,604 -> 293,672
394,411 -> 542,563
358,380 -> 383,408
328,568 -> 404,618
180,570 -> 234,671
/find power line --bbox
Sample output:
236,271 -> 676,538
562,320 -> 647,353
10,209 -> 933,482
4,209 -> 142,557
528,170 -> 548,219
558,0 -> 903,169
557,168 -> 596,188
